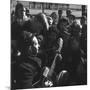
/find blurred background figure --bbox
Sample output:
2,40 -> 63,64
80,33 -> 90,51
47,16 -> 53,26
58,9 -> 63,21
25,8 -> 32,20
11,10 -> 15,24
80,16 -> 87,56
66,9 -> 71,17
66,9 -> 75,25
50,12 -> 58,25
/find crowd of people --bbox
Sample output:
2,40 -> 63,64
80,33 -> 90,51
11,3 -> 87,89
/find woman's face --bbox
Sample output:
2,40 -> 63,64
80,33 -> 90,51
28,36 -> 40,56
32,36 -> 40,53
80,18 -> 85,25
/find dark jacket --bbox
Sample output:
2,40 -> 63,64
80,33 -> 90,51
11,20 -> 42,89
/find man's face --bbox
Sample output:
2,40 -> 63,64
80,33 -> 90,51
17,7 -> 25,19
58,10 -> 62,16
66,11 -> 71,16
80,18 -> 85,25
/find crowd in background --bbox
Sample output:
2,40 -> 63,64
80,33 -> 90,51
11,3 -> 87,89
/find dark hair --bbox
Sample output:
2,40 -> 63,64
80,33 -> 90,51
66,9 -> 71,14
35,13 -> 49,29
70,15 -> 76,20
58,9 -> 62,14
15,3 -> 24,17
50,12 -> 57,18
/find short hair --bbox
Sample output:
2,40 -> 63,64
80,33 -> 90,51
58,9 -> 62,14
66,9 -> 71,14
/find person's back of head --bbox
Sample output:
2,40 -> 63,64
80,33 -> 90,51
35,13 -> 50,31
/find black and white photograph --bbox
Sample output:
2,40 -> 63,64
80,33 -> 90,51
11,0 -> 87,89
